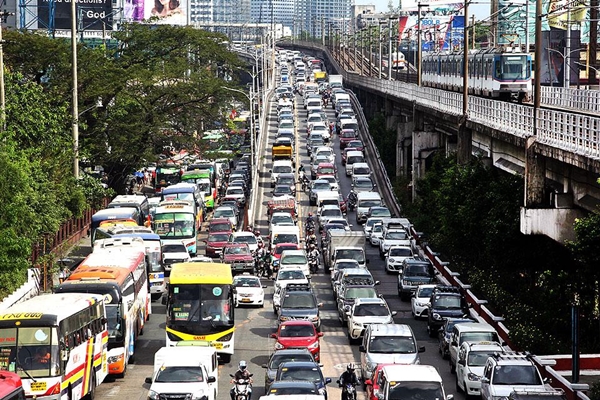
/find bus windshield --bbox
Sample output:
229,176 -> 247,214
0,327 -> 60,378
154,213 -> 196,239
168,284 -> 234,334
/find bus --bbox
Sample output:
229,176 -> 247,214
90,208 -> 141,245
153,202 -> 198,256
0,293 -> 108,400
165,262 -> 235,363
181,169 -> 217,209
92,228 -> 165,301
55,245 -> 149,378
0,371 -> 24,400
161,183 -> 206,227
154,166 -> 181,193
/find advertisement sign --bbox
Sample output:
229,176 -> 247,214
398,14 -> 464,52
123,0 -> 188,24
38,0 -> 113,31
540,28 -> 581,85
400,0 -> 459,11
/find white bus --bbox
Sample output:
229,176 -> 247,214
153,202 -> 198,256
0,293 -> 109,400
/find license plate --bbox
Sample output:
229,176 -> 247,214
241,298 -> 251,303
211,342 -> 223,349
31,381 -> 47,391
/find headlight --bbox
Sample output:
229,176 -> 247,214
318,388 -> 326,395
467,372 -> 481,381
279,316 -> 289,322
433,313 -> 442,320
148,390 -> 159,400
402,280 -> 410,286
308,341 -> 319,349
108,354 -> 124,364
388,258 -> 396,263
366,362 -> 377,374
275,342 -> 285,349
416,302 -> 427,307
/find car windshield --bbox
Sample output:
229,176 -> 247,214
432,295 -> 462,309
322,209 -> 342,217
282,255 -> 308,264
235,277 -> 261,288
162,244 -> 186,253
460,332 -> 500,345
405,265 -> 431,277
155,366 -> 204,383
359,200 -> 381,207
354,303 -> 390,317
354,167 -> 369,175
273,234 -> 299,245
390,248 -> 412,257
279,324 -> 316,338
312,182 -> 331,190
272,215 -> 294,225
337,249 -> 365,263
208,234 -> 229,242
345,288 -> 377,299
210,222 -> 230,232
280,122 -> 294,129
227,188 -> 244,195
336,261 -> 360,270
214,208 -> 234,218
282,293 -> 316,308
492,365 -> 542,385
417,286 -> 435,298
388,381 -> 443,400
274,165 -> 293,173
278,178 -> 295,185
319,167 -> 335,174
270,385 -> 317,395
234,235 -> 257,244
225,246 -> 250,255
366,219 -> 383,229
278,270 -> 305,280
279,367 -> 321,383
369,336 -> 416,354
385,231 -> 408,240
468,351 -> 496,366
355,179 -> 372,188
269,354 -> 313,370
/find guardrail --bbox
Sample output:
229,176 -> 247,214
541,86 -> 600,115
280,39 -> 595,400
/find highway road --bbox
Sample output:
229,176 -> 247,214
93,75 -> 467,400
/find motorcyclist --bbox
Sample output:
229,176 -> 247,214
338,363 -> 360,400
305,213 -> 316,232
230,360 -> 253,400
306,233 -> 318,248
347,190 -> 358,211
307,244 -> 320,273
253,242 -> 267,275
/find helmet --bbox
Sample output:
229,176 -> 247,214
239,361 -> 247,371
310,244 -> 315,249
310,234 -> 316,240
258,242 -> 264,248
255,229 -> 261,236
308,212 -> 313,217
347,363 -> 355,372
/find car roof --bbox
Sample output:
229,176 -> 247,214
280,320 -> 316,328
355,297 -> 385,305
210,218 -> 232,224
368,323 -> 413,336
281,249 -> 306,256
279,361 -> 321,369
232,231 -> 254,237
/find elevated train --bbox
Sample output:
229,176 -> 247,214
421,46 -> 532,101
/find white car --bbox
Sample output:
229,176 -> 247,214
213,206 -> 238,229
229,231 -> 261,253
269,211 -> 296,235
279,249 -> 310,279
233,274 -> 266,307
410,284 -> 437,319
189,255 -> 214,263
318,205 -> 344,227
311,146 -> 335,164
369,223 -> 384,246
456,341 -> 505,397
318,175 -> 339,192
363,218 -> 383,241
162,241 -> 191,273
311,124 -> 330,141
385,245 -> 415,273
347,298 -> 397,342
379,229 -> 411,258
272,267 -> 309,312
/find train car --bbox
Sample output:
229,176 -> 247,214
391,52 -> 406,70
422,46 -> 532,101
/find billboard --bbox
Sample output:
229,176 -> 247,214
38,0 -> 113,31
123,0 -> 188,24
398,15 -> 464,52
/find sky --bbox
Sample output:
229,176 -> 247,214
357,0 -> 491,20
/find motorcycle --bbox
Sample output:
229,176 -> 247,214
301,175 -> 310,192
337,381 -> 357,400
308,255 -> 319,274
230,373 -> 253,400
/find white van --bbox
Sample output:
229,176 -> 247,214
449,322 -> 502,373
316,191 -> 341,214
270,225 -> 301,248
345,151 -> 365,176
333,91 -> 350,106
270,160 -> 294,188
356,192 -> 383,224
305,98 -> 322,116
377,364 -> 453,400
351,162 -> 371,180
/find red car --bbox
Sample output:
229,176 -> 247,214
204,231 -> 230,258
339,129 -> 357,149
365,364 -> 395,400
346,139 -> 365,153
271,320 -> 324,361
316,163 -> 336,179
208,218 -> 234,234
271,243 -> 300,261
221,243 -> 254,274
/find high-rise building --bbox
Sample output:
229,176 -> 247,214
251,0 -> 295,30
213,0 -> 251,23
189,0 -> 214,24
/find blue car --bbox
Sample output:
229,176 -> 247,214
275,361 -> 332,399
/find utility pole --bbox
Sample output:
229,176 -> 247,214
417,4 -> 423,86
0,11 -> 14,131
388,16 -> 393,80
71,0 -> 79,179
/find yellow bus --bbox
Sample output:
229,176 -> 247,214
165,263 -> 234,363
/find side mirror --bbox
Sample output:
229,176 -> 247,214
359,345 -> 366,353
262,364 -> 268,369
262,285 -> 267,288
207,376 -> 216,383
447,396 -> 454,400
480,377 -> 490,384
270,333 -> 277,338
145,377 -> 152,384
458,359 -> 466,366
318,302 -> 324,307
451,341 -> 458,346
391,311 -> 398,316
365,379 -> 372,385
325,378 -> 332,384
418,346 -> 426,353
375,280 -> 380,285
318,332 -> 324,337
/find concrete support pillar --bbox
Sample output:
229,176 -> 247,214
412,128 -> 442,199
457,123 -> 472,165
524,136 -> 546,207
396,119 -> 414,177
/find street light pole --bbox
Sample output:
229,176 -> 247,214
388,17 -> 393,80
222,86 -> 255,178
71,0 -> 79,179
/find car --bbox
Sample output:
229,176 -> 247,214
339,129 -> 357,149
310,155 -> 331,179
279,249 -> 310,279
456,341 -> 505,396
369,223 -> 384,246
273,184 -> 294,198
352,176 -> 376,193
208,218 -> 234,234
346,139 -> 365,153
271,320 -> 324,361
233,274 -> 266,307
274,361 -> 332,399
480,352 -> 547,400
379,228 -> 411,258
318,175 -> 339,192
309,180 -> 332,206
311,124 -> 330,141
318,205 -> 344,228
336,280 -> 379,326
269,212 -> 296,236
364,363 -> 392,400
273,267 -> 309,312
351,162 -> 371,180
306,134 -> 325,156
213,205 -> 238,228
359,324 -> 425,381
330,259 -> 361,282
438,318 -> 476,360
265,380 -> 322,396
315,163 -> 336,180
262,348 -> 316,391
363,217 -> 384,241
385,245 -> 415,273
162,241 -> 191,274
410,284 -> 437,319
277,284 -> 323,330
311,146 -> 335,164
220,243 -> 254,274
307,113 -> 324,126
426,286 -> 470,337
278,120 -> 295,130
397,258 -> 436,301
347,298 -> 397,344
275,173 -> 296,196
204,231 -> 230,258
189,255 -> 214,263
333,268 -> 375,299
229,231 -> 261,253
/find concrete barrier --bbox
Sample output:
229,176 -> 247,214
0,268 -> 41,311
